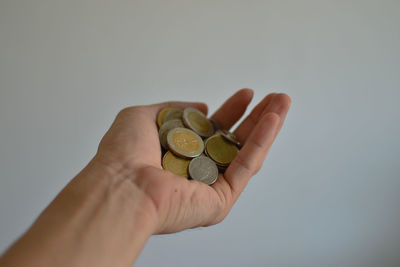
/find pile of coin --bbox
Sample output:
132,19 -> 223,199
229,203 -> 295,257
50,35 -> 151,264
158,107 -> 241,185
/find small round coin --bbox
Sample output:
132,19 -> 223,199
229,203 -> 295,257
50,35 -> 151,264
163,109 -> 183,124
188,156 -> 219,185
158,119 -> 184,149
217,129 -> 241,147
157,107 -> 178,128
167,127 -> 204,158
162,151 -> 190,178
203,136 -> 211,157
205,134 -> 238,165
183,107 -> 214,138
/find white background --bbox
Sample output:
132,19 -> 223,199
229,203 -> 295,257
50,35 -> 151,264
1,0 -> 399,266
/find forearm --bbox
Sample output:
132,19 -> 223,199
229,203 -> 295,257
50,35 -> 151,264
0,158 -> 157,267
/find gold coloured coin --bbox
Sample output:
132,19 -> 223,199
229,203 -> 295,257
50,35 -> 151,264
204,137 -> 228,169
162,151 -> 190,178
163,109 -> 183,124
183,107 -> 214,138
205,134 -> 238,165
217,129 -> 241,147
167,127 -> 204,158
157,107 -> 178,128
158,119 -> 184,149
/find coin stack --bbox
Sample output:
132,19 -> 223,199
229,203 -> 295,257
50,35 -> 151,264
158,107 -> 241,185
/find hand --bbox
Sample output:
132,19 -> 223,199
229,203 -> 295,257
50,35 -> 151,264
95,89 -> 291,234
0,89 -> 291,267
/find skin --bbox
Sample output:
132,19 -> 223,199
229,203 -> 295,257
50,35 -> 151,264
0,89 -> 291,267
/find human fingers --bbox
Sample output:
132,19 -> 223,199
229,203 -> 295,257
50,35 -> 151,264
210,89 -> 254,130
234,93 -> 291,144
224,112 -> 281,197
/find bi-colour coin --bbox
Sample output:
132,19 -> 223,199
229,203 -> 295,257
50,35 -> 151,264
162,151 -> 190,178
217,129 -> 241,147
188,156 -> 219,185
205,134 -> 238,165
158,119 -> 184,149
163,109 -> 183,124
157,107 -> 178,128
167,127 -> 204,158
183,107 -> 214,138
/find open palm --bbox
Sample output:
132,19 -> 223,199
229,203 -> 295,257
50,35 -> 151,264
96,89 -> 291,234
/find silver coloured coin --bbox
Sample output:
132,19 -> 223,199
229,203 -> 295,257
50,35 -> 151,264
182,107 -> 214,138
188,156 -> 219,185
163,109 -> 183,124
216,129 -> 241,147
158,119 -> 184,149
167,127 -> 204,158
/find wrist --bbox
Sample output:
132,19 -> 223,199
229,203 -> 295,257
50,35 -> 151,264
90,153 -> 160,231
81,156 -> 159,262
1,156 -> 158,267
51,156 -> 158,266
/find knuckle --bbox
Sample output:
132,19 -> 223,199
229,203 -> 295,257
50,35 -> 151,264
117,106 -> 146,118
234,153 -> 254,176
253,161 -> 263,175
213,212 -> 228,225
213,203 -> 233,225
155,101 -> 177,109
206,208 -> 229,226
117,107 -> 133,117
249,136 -> 265,150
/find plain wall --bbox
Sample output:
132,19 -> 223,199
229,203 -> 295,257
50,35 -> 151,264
1,0 -> 399,266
